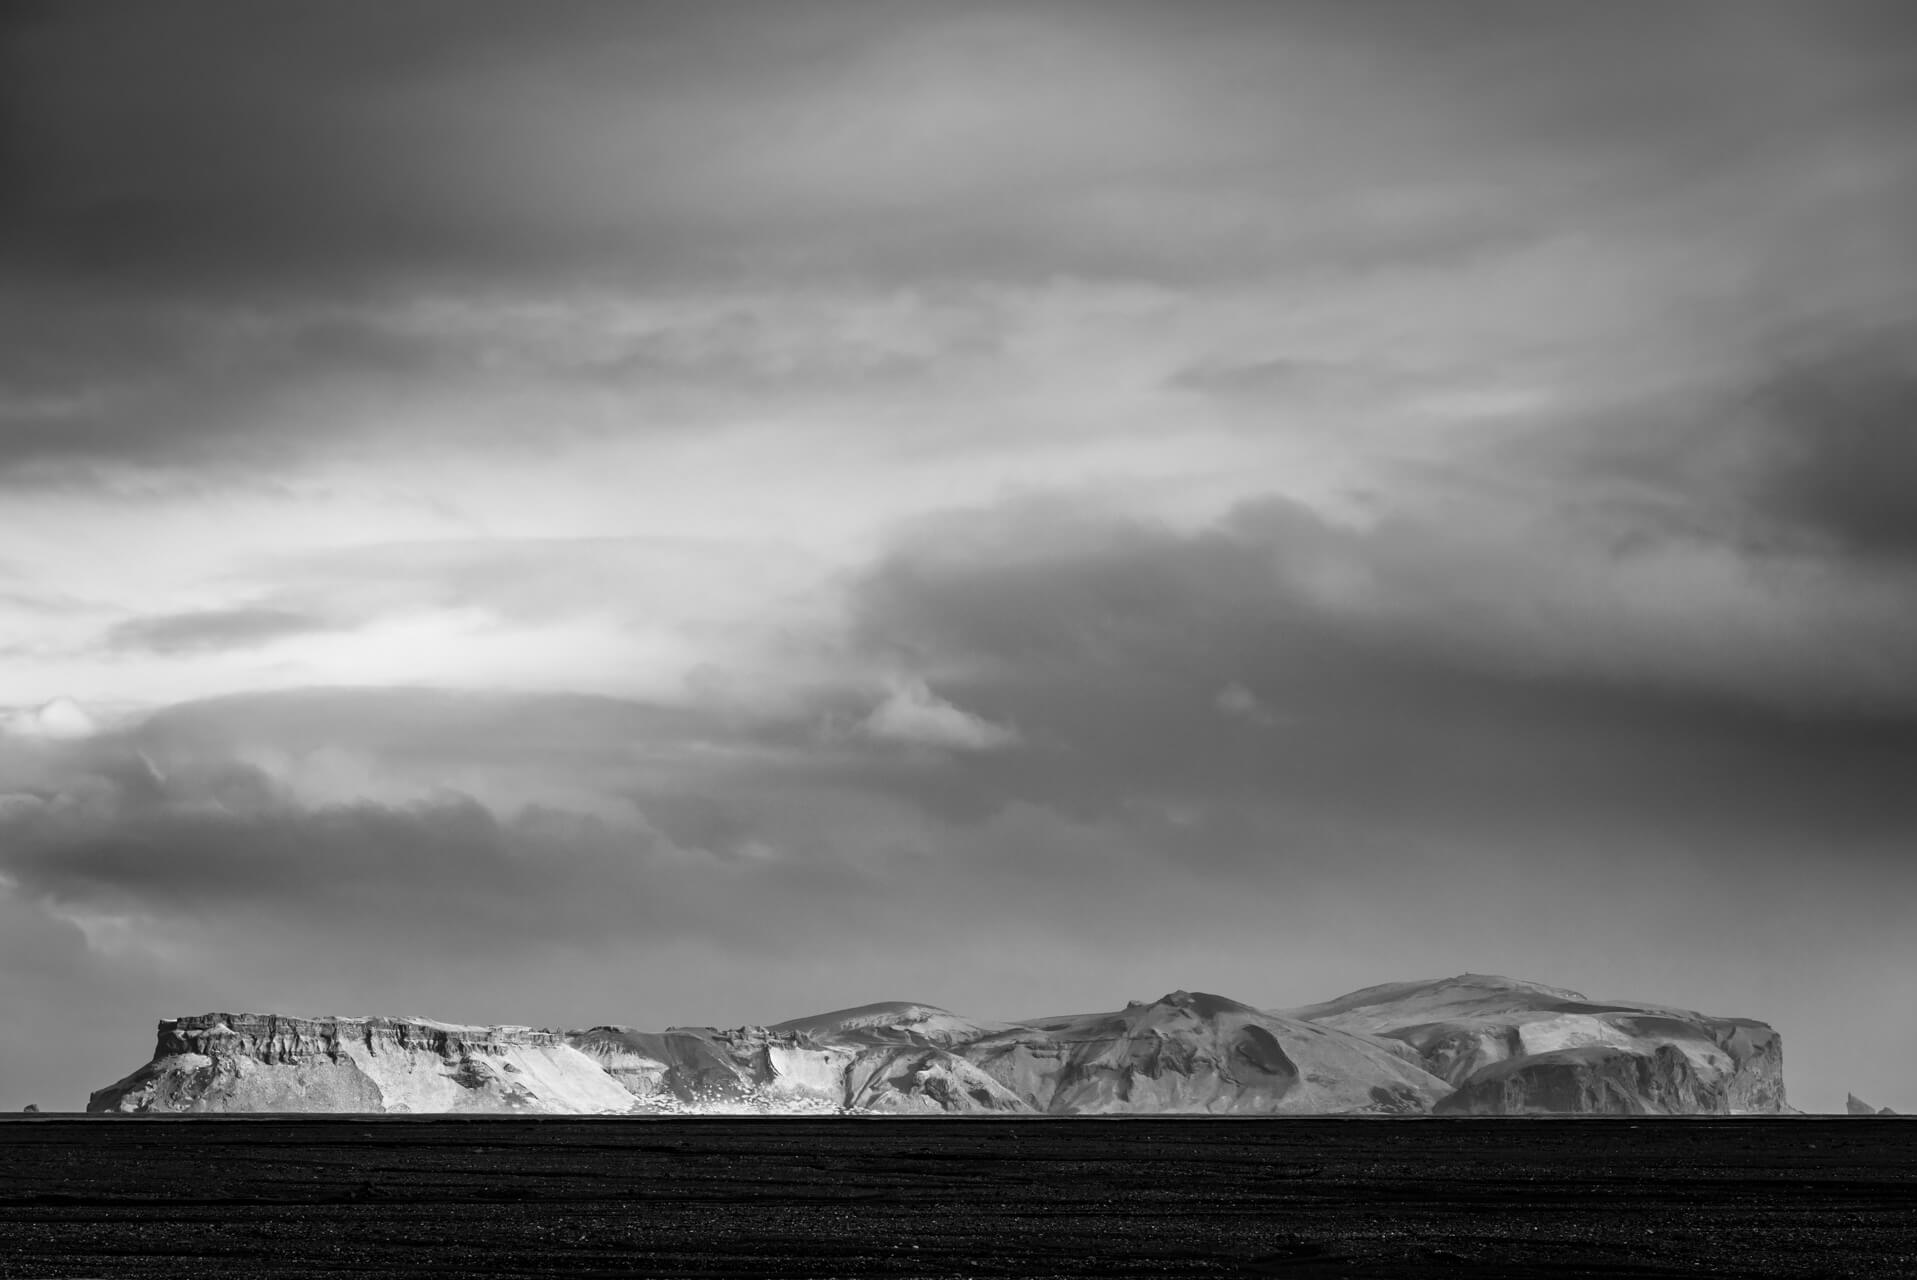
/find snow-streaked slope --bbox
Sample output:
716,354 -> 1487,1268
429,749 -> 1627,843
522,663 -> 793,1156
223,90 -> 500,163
769,1001 -> 1023,1048
1283,973 -> 1594,1034
1285,974 -> 1786,1114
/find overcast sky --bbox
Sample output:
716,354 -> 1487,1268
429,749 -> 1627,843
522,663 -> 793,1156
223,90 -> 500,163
2,0 -> 1914,1114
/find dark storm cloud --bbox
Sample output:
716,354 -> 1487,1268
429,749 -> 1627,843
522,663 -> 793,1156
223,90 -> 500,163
103,606 -> 339,655
0,0 -> 644,294
1552,321 -> 1917,571
0,693 -> 883,952
0,685 -> 1228,1039
9,0 -> 1903,302
3,0 -> 1911,484
0,675 -> 1248,968
0,291 -> 952,478
5,786 -> 546,919
844,494 -> 1917,858
106,686 -> 1022,860
3,0 -> 1099,296
0,302 -> 459,476
0,876 -> 171,1121
1746,331 -> 1917,562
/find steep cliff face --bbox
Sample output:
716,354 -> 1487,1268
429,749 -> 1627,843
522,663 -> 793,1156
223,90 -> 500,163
89,1015 -> 637,1114
1435,1043 -> 1723,1115
1289,975 -> 1787,1115
86,977 -> 1787,1115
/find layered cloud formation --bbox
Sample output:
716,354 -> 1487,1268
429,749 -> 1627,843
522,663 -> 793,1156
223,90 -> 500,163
2,1 -> 1913,1112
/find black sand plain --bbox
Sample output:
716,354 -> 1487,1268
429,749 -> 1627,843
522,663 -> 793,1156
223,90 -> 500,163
1,1115 -> 1910,1277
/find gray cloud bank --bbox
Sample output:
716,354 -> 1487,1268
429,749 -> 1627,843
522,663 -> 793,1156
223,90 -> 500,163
6,480 -> 1917,1110
4,0 -> 1913,479
7,1 -> 1906,292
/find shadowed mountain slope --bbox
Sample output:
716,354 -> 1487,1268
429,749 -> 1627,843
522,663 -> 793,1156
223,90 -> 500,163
1285,974 -> 1786,1115
964,991 -> 1449,1115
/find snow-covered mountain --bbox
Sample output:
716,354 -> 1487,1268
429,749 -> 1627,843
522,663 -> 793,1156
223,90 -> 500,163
87,975 -> 1787,1116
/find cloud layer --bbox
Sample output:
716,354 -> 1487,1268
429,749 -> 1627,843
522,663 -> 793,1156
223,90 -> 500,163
2,1 -> 1913,1114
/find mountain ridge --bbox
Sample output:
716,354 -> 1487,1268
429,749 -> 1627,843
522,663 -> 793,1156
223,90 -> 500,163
87,975 -> 1788,1116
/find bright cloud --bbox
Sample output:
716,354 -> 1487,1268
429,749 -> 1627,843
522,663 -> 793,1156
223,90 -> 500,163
858,678 -> 1020,752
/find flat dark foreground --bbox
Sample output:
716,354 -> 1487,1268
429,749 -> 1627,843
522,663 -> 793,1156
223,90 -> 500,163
1,1117 -> 1911,1279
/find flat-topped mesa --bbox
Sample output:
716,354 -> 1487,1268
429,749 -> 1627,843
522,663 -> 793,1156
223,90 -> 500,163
91,1014 -> 635,1115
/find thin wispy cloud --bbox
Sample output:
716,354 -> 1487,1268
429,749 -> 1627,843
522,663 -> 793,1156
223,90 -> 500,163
102,606 -> 341,655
